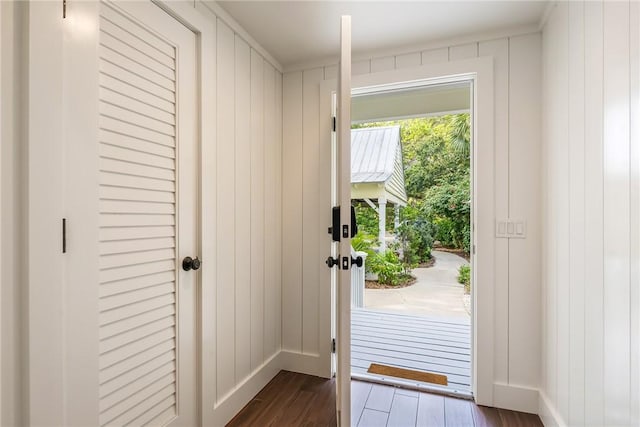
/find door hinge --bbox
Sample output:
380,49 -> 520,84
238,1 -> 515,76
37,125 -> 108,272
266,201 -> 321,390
332,338 -> 336,353
62,218 -> 67,253
63,0 -> 67,18
332,116 -> 336,132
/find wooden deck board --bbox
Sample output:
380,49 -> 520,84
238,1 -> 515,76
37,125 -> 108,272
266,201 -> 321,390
351,308 -> 472,393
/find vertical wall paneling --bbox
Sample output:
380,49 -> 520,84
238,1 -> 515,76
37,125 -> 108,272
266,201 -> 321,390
324,64 -> 338,81
263,61 -> 278,358
554,4 -> 570,422
602,2 -> 631,425
478,38 -> 509,385
370,56 -> 395,73
234,36 -> 251,383
507,33 -> 541,388
421,48 -> 448,65
249,49 -> 265,371
282,71 -> 303,352
449,43 -> 478,61
542,10 -> 558,407
630,2 -> 640,425
542,1 -> 640,424
352,60 -> 371,75
583,3 -> 604,424
275,71 -> 283,352
567,3 -> 585,425
216,19 -> 236,399
0,3 -> 24,424
302,68 -> 323,355
395,52 -> 421,69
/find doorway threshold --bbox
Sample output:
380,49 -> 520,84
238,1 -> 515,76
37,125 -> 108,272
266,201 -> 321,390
351,372 -> 473,400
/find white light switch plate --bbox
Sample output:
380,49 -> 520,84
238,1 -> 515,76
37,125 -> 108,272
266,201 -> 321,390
495,219 -> 526,239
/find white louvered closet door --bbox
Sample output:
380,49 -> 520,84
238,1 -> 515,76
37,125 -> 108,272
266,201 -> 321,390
97,2 -> 198,425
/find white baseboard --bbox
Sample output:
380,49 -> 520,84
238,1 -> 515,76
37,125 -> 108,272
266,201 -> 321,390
280,350 -> 332,378
538,391 -> 566,427
209,352 -> 284,426
492,383 -> 540,414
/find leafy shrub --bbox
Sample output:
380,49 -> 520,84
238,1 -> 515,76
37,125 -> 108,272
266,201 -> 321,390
351,231 -> 378,274
397,200 -> 435,264
458,265 -> 471,294
369,250 -> 405,286
354,203 -> 379,236
424,177 -> 470,252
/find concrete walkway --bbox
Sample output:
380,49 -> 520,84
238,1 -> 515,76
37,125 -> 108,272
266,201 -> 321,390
364,250 -> 470,320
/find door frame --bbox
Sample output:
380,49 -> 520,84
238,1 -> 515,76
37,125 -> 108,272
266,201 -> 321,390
27,1 -> 215,424
320,55 -> 495,406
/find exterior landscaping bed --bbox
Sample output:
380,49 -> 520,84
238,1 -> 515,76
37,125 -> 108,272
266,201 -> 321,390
365,274 -> 417,289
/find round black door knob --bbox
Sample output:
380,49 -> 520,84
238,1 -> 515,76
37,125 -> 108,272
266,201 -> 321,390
182,256 -> 201,271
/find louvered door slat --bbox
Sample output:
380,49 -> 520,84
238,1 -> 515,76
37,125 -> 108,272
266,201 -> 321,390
99,200 -> 175,215
99,16 -> 174,69
100,281 -> 175,312
100,157 -> 175,181
99,60 -> 175,103
97,3 -> 182,424
99,28 -> 175,82
100,116 -> 175,147
108,379 -> 176,425
100,4 -> 174,59
100,314 -> 175,354
134,401 -> 176,427
100,372 -> 175,425
99,143 -> 175,169
99,338 -> 175,384
100,102 -> 176,137
99,305 -> 176,340
99,259 -> 176,284
99,34 -> 175,87
100,87 -> 175,125
99,349 -> 175,398
99,225 -> 175,242
100,74 -> 175,115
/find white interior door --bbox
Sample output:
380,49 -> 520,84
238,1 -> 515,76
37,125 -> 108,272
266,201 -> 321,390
336,15 -> 352,427
66,1 -> 199,425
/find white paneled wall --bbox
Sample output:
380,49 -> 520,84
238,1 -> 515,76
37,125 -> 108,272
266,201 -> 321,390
1,2 -> 26,426
195,1 -> 284,416
540,2 -> 640,426
282,34 -> 542,410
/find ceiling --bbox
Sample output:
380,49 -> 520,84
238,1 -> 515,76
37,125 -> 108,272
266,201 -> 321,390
217,1 -> 548,68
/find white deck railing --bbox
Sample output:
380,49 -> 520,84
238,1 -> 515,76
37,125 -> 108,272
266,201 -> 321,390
351,250 -> 367,308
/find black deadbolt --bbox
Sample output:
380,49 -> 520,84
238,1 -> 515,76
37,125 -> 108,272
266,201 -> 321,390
182,256 -> 201,271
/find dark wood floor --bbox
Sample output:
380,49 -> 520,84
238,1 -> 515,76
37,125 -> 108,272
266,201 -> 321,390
226,371 -> 543,427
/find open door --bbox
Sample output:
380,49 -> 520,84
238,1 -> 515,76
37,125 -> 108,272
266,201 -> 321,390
336,15 -> 352,427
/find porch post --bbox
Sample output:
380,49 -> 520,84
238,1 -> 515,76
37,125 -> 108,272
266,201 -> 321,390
394,204 -> 400,230
379,198 -> 387,252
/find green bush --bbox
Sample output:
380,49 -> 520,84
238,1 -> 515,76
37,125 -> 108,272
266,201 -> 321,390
369,250 -> 404,286
354,203 -> 379,236
458,265 -> 471,293
351,231 -> 378,274
424,177 -> 470,252
397,200 -> 435,264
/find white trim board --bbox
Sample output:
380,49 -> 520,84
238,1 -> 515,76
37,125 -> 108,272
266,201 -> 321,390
538,391 -> 567,427
493,383 -> 539,414
211,352 -> 284,426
